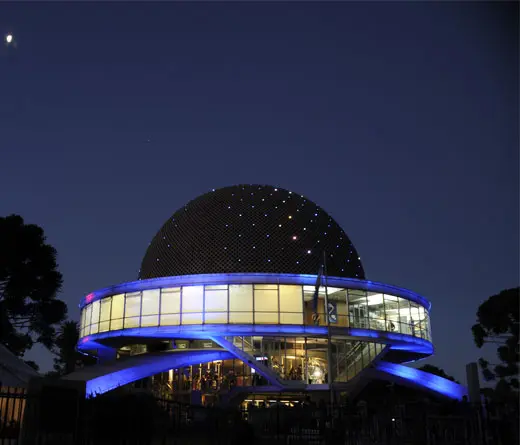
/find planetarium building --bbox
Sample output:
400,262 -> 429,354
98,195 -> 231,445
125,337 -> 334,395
72,185 -> 465,404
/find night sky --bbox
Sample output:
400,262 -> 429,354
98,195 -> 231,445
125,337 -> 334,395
1,2 -> 518,383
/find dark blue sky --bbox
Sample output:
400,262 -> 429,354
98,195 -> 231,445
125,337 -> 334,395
1,2 -> 518,382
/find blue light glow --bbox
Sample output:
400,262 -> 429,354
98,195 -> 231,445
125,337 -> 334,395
375,361 -> 468,400
79,273 -> 432,311
66,350 -> 233,397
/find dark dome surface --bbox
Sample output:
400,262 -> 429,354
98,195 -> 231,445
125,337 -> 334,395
139,185 -> 365,280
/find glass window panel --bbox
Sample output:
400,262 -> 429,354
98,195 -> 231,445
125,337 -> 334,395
141,315 -> 159,327
329,288 -> 348,326
424,311 -> 431,340
229,285 -> 253,312
182,286 -> 203,313
279,285 -> 303,313
125,292 -> 141,318
205,285 -> 227,290
182,313 -> 203,325
110,318 -> 123,331
111,294 -> 124,320
124,316 -> 140,328
81,307 -> 86,325
205,289 -> 228,312
347,289 -> 368,329
204,312 -> 227,324
85,305 -> 93,330
142,289 -> 160,316
91,300 -> 100,325
410,302 -> 421,322
254,284 -> 278,290
80,308 -> 86,335
254,289 -> 278,312
90,323 -> 99,334
99,321 -> 110,333
410,302 -> 423,337
160,313 -> 180,326
397,297 -> 411,334
161,288 -> 180,314
255,312 -> 278,324
229,312 -> 253,324
383,294 -> 399,331
280,313 -> 303,324
100,298 -> 111,322
366,292 -> 385,331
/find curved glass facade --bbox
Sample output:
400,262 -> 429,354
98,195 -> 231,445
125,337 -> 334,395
80,282 -> 431,342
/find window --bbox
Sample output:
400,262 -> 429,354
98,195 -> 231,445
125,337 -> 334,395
205,285 -> 228,312
279,285 -> 303,324
90,301 -> 100,334
142,289 -> 160,315
141,289 -> 160,327
397,297 -> 411,335
254,284 -> 278,323
111,294 -> 125,331
85,304 -> 93,335
229,285 -> 253,323
204,285 -> 227,324
348,289 -> 368,329
160,288 -> 181,326
182,313 -> 203,324
124,292 -> 141,328
99,298 -> 111,332
182,286 -> 203,313
366,292 -> 385,331
410,301 -> 424,338
80,307 -> 87,337
382,294 -> 399,332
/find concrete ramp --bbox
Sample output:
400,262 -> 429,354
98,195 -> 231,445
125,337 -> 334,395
371,361 -> 468,400
64,349 -> 232,397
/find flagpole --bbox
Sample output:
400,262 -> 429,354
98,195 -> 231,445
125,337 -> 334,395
323,251 -> 334,408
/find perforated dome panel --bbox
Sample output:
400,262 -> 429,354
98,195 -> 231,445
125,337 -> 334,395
139,185 -> 365,279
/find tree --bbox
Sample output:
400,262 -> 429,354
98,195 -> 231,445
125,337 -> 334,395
472,287 -> 519,389
419,364 -> 458,383
24,360 -> 40,372
53,320 -> 96,375
0,214 -> 67,356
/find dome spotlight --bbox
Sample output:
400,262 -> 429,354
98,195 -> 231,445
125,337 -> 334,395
5,34 -> 13,44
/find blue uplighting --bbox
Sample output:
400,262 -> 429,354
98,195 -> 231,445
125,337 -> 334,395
374,361 -> 467,400
79,272 -> 432,310
79,350 -> 233,397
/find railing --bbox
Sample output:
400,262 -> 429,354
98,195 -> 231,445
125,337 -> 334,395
0,386 -> 26,445
1,381 -> 518,445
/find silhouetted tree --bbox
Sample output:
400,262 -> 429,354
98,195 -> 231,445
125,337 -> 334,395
419,364 -> 458,383
23,360 -> 40,372
53,320 -> 96,375
472,287 -> 519,389
0,214 -> 67,356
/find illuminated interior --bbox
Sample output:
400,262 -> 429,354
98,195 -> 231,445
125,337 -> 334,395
80,282 -> 431,342
69,184 -> 466,402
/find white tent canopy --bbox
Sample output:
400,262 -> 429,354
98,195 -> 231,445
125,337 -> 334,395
0,344 -> 39,388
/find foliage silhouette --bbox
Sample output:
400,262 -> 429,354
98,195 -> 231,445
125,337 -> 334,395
0,214 -> 67,355
418,364 -> 458,383
53,320 -> 97,375
472,287 -> 519,389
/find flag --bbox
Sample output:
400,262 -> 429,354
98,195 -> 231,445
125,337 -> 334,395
312,264 -> 324,325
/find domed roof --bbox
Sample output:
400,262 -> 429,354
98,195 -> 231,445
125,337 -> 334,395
139,185 -> 365,280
